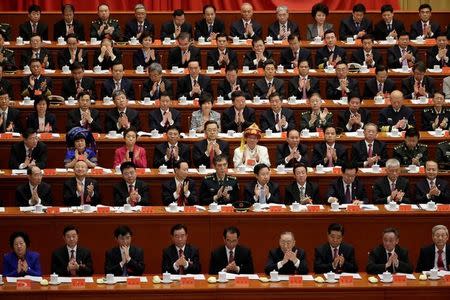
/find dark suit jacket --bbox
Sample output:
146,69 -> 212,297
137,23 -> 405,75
316,46 -> 347,68
367,244 -> 413,274
142,78 -> 173,100
194,18 -> 225,40
93,48 -> 122,70
243,50 -> 272,69
16,181 -> 52,206
206,48 -> 238,70
416,244 -> 450,272
66,108 -> 102,132
244,180 -> 281,204
51,245 -> 93,276
230,19 -> 262,39
19,22 -> 48,40
57,48 -> 89,70
148,108 -> 181,133
132,48 -> 159,69
373,19 -> 406,40
113,179 -> 149,206
0,78 -> 14,99
327,177 -> 368,203
124,18 -> 154,40
415,178 -> 450,204
276,143 -> 308,167
153,142 -> 191,168
268,20 -> 300,39
217,78 -> 251,100
63,177 -> 101,206
53,19 -> 85,41
363,78 -> 396,99
326,77 -> 360,99
427,45 -> 450,68
61,77 -> 97,100
284,181 -> 320,205
21,75 -> 53,98
192,139 -> 229,168
265,247 -> 308,275
160,21 -> 192,40
351,140 -> 388,167
260,108 -> 296,132
209,245 -> 254,274
351,48 -> 383,67
9,141 -> 47,169
337,108 -> 371,132
167,46 -> 201,69
373,176 -> 410,204
314,242 -> 358,273
162,244 -> 201,274
176,74 -> 212,99
0,107 -> 22,133
339,16 -> 373,40
26,112 -> 57,132
161,178 -> 197,206
378,106 -> 416,130
105,245 -> 145,276
280,47 -> 312,69
253,77 -> 284,99
288,76 -> 320,99
387,45 -> 418,69
21,48 -> 54,69
311,143 -> 348,167
401,76 -> 435,99
410,21 -> 441,39
101,78 -> 135,100
104,108 -> 140,133
221,106 -> 255,132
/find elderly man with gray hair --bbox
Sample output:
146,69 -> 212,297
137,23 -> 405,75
373,158 -> 410,204
268,6 -> 300,40
142,63 -> 173,100
416,225 -> 450,272
124,4 -> 155,41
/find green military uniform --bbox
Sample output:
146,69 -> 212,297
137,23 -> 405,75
437,141 -> 450,170
300,110 -> 333,132
0,47 -> 16,70
90,18 -> 121,41
422,107 -> 450,131
199,173 -> 239,205
393,142 -> 428,166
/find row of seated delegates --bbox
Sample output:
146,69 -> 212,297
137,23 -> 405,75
3,222 -> 450,278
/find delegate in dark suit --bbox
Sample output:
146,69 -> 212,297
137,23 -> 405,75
401,76 -> 435,99
21,75 -> 53,98
148,108 -> 181,133
61,77 -> 97,100
363,77 -> 396,99
311,143 -> 348,167
276,143 -> 308,167
280,47 -> 312,69
93,48 -> 122,70
9,141 -> 47,169
16,181 -> 53,206
427,45 -> 450,68
142,78 -> 173,100
153,142 -> 191,168
243,50 -> 272,69
51,246 -> 93,276
230,20 -> 262,39
206,48 -> 238,70
260,108 -> 296,132
284,181 -> 320,205
113,179 -> 149,206
66,108 -> 102,132
373,177 -> 410,204
367,244 -> 413,274
57,48 -> 89,70
53,19 -> 85,41
105,245 -> 145,276
288,76 -> 320,99
63,177 -> 101,206
192,139 -> 229,168
26,112 -> 57,132
132,48 -> 159,70
268,20 -> 300,39
326,77 -> 360,99
338,108 -> 371,132
19,22 -> 48,40
416,244 -> 450,272
316,46 -> 347,68
244,181 -> 281,204
326,177 -> 368,203
124,19 -> 154,40
373,19 -> 405,40
253,78 -> 284,99
221,106 -> 256,133
176,75 -> 212,99
209,245 -> 254,274
161,178 -> 198,206
160,22 -> 192,40
410,21 -> 441,39
379,106 -> 416,131
21,48 -> 54,69
0,78 -> 14,99
351,48 -> 383,67
162,244 -> 201,274
351,140 -> 388,167
217,78 -> 251,100
167,46 -> 201,69
265,247 -> 308,275
339,17 -> 373,40
314,242 -> 358,273
101,78 -> 135,100
387,45 -> 418,69
0,108 -> 22,133
104,108 -> 140,133
194,18 -> 225,40
415,178 -> 450,204
199,173 -> 239,205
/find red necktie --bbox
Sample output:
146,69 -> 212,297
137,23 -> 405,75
178,249 -> 185,274
333,248 -> 338,259
437,249 -> 445,270
302,78 -> 307,99
209,144 -> 215,168
368,144 -> 373,158
32,23 -> 37,33
177,182 -> 185,206
327,147 -> 334,167
138,24 -> 143,33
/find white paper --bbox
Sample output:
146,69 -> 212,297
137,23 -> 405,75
301,132 -> 320,138
324,273 -> 362,279
395,273 -> 416,280
423,270 -> 450,277
0,207 -> 5,212
112,276 -> 147,283
58,277 -> 94,283
344,132 -> 364,138
59,207 -> 73,213
170,274 -> 205,280
225,273 -> 259,280
391,68 -> 411,73
386,132 -> 402,138
55,168 -> 69,173
359,168 -> 382,174
264,132 -> 282,138
7,275 -> 43,282
11,169 -> 27,176
427,130 -> 447,137
164,206 -> 185,213
410,99 -> 429,105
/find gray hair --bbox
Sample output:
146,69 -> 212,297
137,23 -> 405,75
112,90 -> 126,100
276,5 -> 288,13
432,225 -> 449,236
386,158 -> 400,168
134,4 -> 145,11
149,62 -> 163,74
280,231 -> 295,240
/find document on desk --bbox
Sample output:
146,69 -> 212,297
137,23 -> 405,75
170,274 -> 206,280
225,273 -> 260,280
6,275 -> 43,282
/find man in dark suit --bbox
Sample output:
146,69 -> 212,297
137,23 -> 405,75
243,37 -> 273,70
124,4 -> 154,41
221,90 -> 255,133
268,6 -> 300,40
260,93 -> 294,133
351,123 -> 388,167
53,4 -> 85,41
9,128 -> 47,169
351,34 -> 382,68
176,61 -> 212,99
253,59 -> 285,98
367,227 -> 413,274
410,4 -> 441,39
326,62 -> 360,99
373,158 -> 410,204
148,92 -> 181,133
19,4 -> 48,40
57,34 -> 89,70
51,225 -> 93,276
280,34 -> 312,69
0,66 -> 14,98
285,163 -> 319,204
167,32 -> 201,69
101,64 -> 135,100
415,160 -> 450,204
314,223 -> 358,274
209,226 -> 254,274
21,35 -> 54,69
63,160 -> 101,206
217,66 -> 251,100
379,90 -> 416,132
0,90 -> 21,133
105,225 -> 145,276
192,120 -> 229,168
142,63 -> 173,100
162,224 -> 201,274
20,59 -> 53,99
105,90 -> 140,133
402,61 -> 435,99
206,33 -> 238,70
327,162 -> 368,204
244,163 -> 280,204
428,33 -> 450,68
161,160 -> 197,206
153,125 -> 190,168
265,231 -> 308,275
276,129 -> 308,168
338,97 -> 370,132
160,9 -> 192,40
316,30 -> 347,68
373,4 -> 406,40
363,65 -> 396,99
339,4 -> 373,40
89,4 -> 121,41
194,5 -> 225,41
16,166 -> 52,207
66,92 -> 102,132
113,162 -> 149,206
312,126 -> 347,167
62,63 -> 96,100
93,38 -> 122,70
230,3 -> 262,39
387,32 -> 418,69
288,60 -> 319,99
416,225 -> 450,272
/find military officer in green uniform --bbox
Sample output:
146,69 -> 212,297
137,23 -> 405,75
0,32 -> 15,71
393,127 -> 428,166
199,154 -> 239,205
422,92 -> 450,131
90,4 -> 121,41
437,141 -> 450,170
300,93 -> 333,132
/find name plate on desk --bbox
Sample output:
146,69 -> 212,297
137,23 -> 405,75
16,279 -> 31,288
97,207 -> 110,213
393,274 -> 407,283
221,206 -> 234,213
43,169 -> 57,175
437,205 -> 450,211
127,277 -> 140,285
289,275 -> 303,284
91,169 -> 104,175
347,205 -> 361,212
399,205 -> 412,211
47,207 -> 60,214
269,205 -> 283,212
307,205 -> 320,212
339,275 -> 353,284
184,206 -> 196,213
72,278 -> 86,287
235,276 -> 250,285
180,276 -> 195,285
39,133 -> 53,139
142,207 -> 154,213
444,275 -> 450,283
